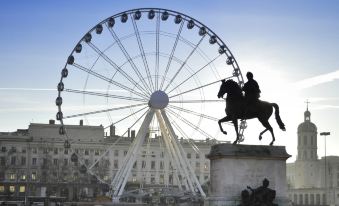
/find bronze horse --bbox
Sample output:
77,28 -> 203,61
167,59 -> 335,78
217,79 -> 285,145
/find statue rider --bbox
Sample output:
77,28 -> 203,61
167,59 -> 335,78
242,72 -> 261,117
243,72 -> 261,102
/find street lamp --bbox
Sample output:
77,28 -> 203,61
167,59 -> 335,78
320,132 -> 330,204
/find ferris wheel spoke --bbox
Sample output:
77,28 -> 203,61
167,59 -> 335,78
104,105 -> 149,128
168,104 -> 232,126
106,24 -> 153,93
169,99 -> 224,103
159,21 -> 185,90
120,108 -> 149,137
168,105 -> 218,121
131,15 -> 155,91
64,88 -> 147,102
155,12 -> 160,90
63,103 -> 147,119
166,108 -> 214,140
169,119 -> 201,154
86,42 -> 150,97
167,54 -> 222,94
169,76 -> 234,99
163,35 -> 206,92
72,63 -> 148,99
88,109 -> 149,170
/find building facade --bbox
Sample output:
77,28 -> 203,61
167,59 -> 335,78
0,120 -> 218,202
287,107 -> 339,206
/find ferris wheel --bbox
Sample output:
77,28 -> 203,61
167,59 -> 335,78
56,8 -> 245,201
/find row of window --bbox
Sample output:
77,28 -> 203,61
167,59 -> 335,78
1,147 -> 23,153
130,174 -> 209,184
0,185 -> 26,193
0,156 -> 68,166
1,155 -> 209,171
139,151 -> 204,159
1,146 -> 105,156
0,172 -> 37,181
0,156 -> 28,166
291,193 -> 326,205
186,153 -> 203,159
113,160 -> 209,170
1,146 -> 207,160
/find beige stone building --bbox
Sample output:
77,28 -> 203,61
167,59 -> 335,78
0,120 -> 218,202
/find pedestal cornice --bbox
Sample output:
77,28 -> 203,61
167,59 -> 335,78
207,143 -> 291,160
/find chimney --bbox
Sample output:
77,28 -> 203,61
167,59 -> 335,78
110,125 -> 115,137
49,119 -> 55,125
79,119 -> 83,126
128,128 -> 130,138
131,130 -> 136,139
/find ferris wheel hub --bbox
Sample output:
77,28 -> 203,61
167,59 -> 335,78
149,90 -> 169,109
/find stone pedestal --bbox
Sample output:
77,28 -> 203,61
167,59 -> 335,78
205,144 -> 291,206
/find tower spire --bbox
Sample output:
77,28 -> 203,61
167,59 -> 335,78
304,99 -> 311,122
305,99 -> 310,111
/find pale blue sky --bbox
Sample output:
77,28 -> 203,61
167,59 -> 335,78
1,0 -> 339,161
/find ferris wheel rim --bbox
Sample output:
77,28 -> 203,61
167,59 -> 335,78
57,7 -> 244,126
56,7 -> 246,144
58,8 -> 243,80
56,7 -> 246,190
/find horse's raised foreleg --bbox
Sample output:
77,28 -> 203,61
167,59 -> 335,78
259,119 -> 275,146
232,119 -> 239,145
218,116 -> 232,135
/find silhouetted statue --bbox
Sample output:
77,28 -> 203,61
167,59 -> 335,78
217,79 -> 285,145
242,72 -> 261,118
241,179 -> 278,206
243,72 -> 261,103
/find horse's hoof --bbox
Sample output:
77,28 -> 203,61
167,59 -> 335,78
232,141 -> 238,145
269,142 -> 274,146
259,135 -> 262,140
223,131 -> 227,135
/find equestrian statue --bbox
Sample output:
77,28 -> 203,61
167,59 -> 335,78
217,72 -> 286,145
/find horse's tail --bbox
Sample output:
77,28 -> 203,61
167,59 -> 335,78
271,103 -> 286,131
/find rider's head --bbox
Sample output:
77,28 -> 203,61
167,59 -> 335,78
246,72 -> 253,80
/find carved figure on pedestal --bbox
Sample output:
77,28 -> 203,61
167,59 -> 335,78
217,77 -> 286,145
239,178 -> 277,206
239,189 -> 251,206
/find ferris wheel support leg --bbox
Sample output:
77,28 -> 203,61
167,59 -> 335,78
161,110 -> 207,198
156,110 -> 196,193
111,136 -> 140,200
110,124 -> 143,195
156,111 -> 187,190
111,109 -> 155,202
111,126 -> 142,189
160,110 -> 196,194
159,125 -> 184,190
160,124 -> 182,189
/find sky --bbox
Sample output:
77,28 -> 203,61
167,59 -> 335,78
0,0 -> 339,162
